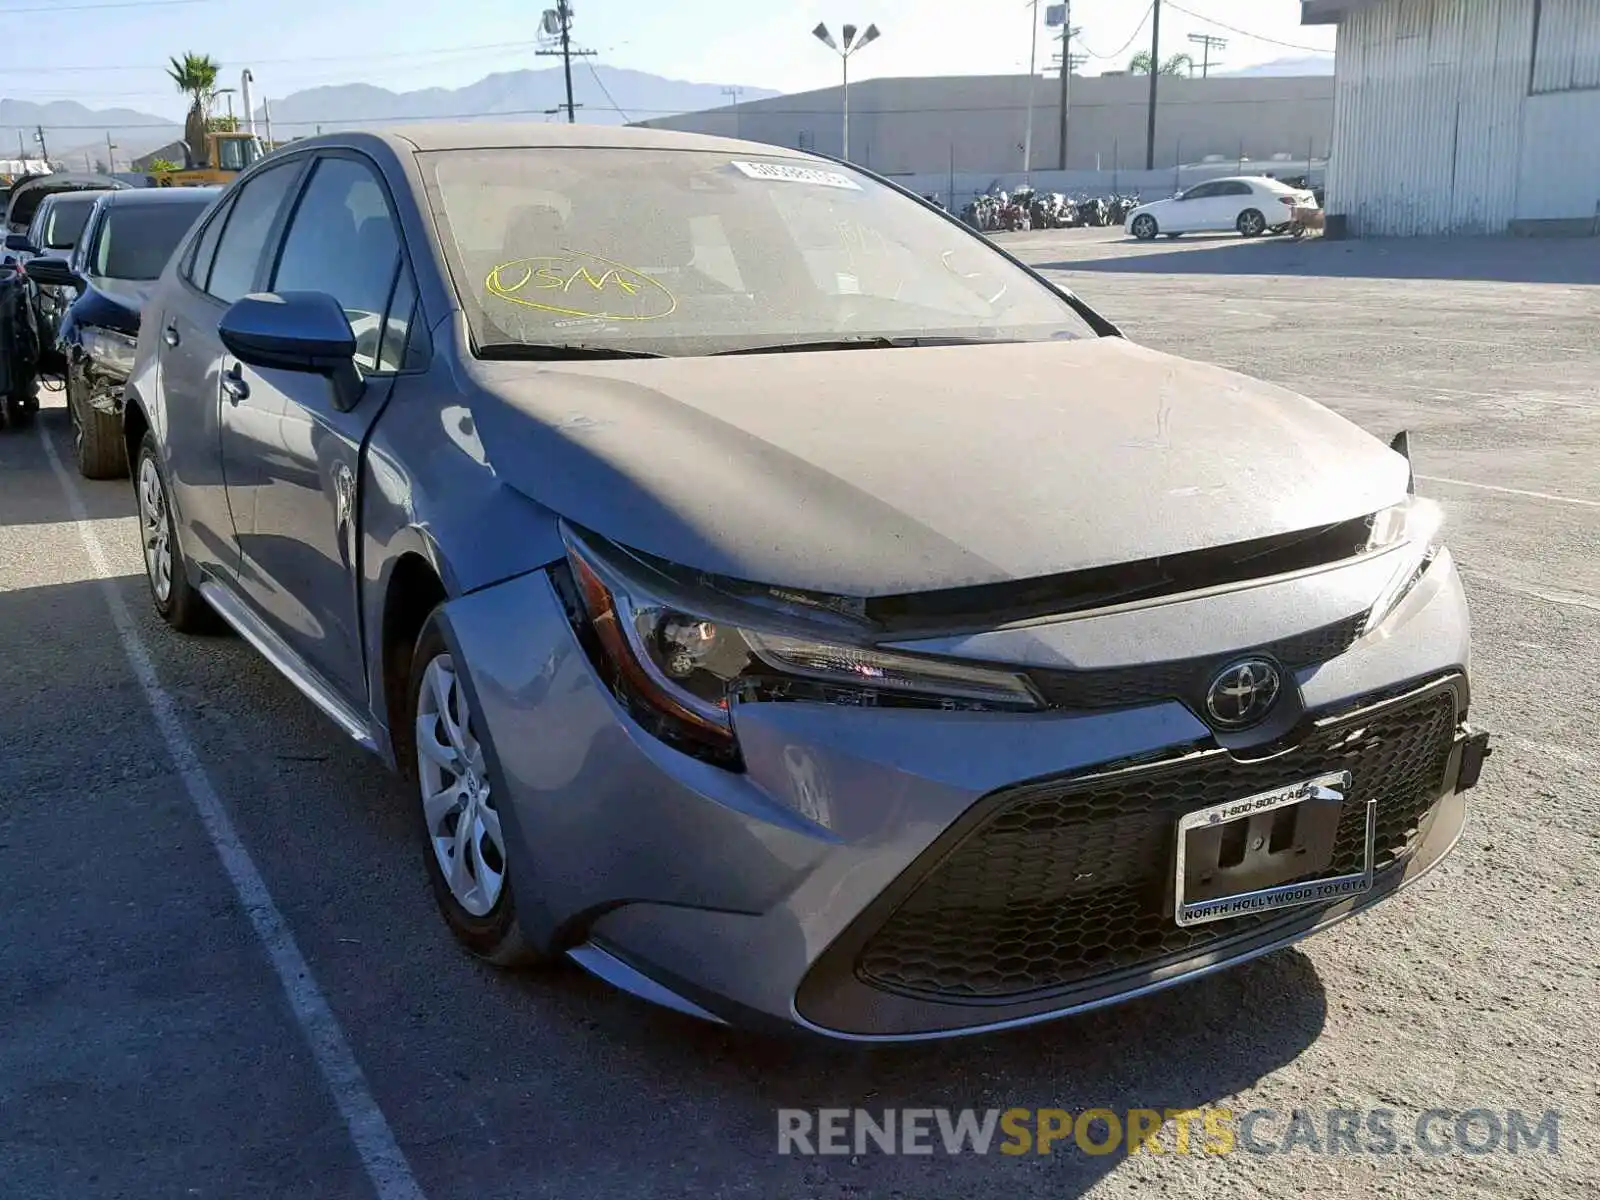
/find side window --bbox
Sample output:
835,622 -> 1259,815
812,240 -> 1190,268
206,161 -> 302,304
270,156 -> 401,371
1183,183 -> 1216,201
183,193 -> 236,288
1225,182 -> 1253,196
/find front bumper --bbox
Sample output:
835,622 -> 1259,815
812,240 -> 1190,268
442,549 -> 1483,1040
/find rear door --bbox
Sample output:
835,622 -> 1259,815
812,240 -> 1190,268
1218,180 -> 1257,229
155,158 -> 306,582
217,151 -> 420,702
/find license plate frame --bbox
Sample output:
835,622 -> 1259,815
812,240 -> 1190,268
1173,770 -> 1374,927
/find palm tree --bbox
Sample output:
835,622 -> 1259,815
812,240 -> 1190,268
1129,50 -> 1195,76
166,53 -> 221,165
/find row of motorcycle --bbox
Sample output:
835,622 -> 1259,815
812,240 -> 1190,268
960,188 -> 1143,233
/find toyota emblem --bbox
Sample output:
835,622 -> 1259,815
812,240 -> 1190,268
1205,659 -> 1283,729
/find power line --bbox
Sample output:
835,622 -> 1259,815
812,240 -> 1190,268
1076,3 -> 1155,61
1163,1 -> 1332,54
585,60 -> 632,124
0,0 -> 209,14
0,38 -> 547,74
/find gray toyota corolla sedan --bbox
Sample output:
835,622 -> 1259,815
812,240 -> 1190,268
122,123 -> 1491,1040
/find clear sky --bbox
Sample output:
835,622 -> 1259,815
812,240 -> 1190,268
7,0 -> 1334,124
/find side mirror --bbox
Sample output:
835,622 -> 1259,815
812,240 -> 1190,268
23,256 -> 81,288
4,232 -> 34,252
219,291 -> 363,410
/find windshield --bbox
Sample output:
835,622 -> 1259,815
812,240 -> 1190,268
43,196 -> 97,249
215,136 -> 261,172
92,200 -> 213,280
422,148 -> 1090,357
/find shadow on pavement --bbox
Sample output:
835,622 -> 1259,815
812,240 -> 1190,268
0,406 -> 136,527
1039,236 -> 1600,285
513,944 -> 1328,1194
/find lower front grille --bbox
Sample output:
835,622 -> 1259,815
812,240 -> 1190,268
856,681 -> 1460,1002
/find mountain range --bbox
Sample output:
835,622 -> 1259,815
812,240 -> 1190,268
7,57 -> 1333,169
4,66 -> 779,168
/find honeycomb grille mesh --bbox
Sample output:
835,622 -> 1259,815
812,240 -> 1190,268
856,687 -> 1458,1001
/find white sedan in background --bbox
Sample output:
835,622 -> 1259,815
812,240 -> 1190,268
1125,176 -> 1319,240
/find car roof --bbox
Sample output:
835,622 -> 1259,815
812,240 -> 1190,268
97,186 -> 222,207
40,189 -> 114,208
286,121 -> 817,162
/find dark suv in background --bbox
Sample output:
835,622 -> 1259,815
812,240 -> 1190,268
28,187 -> 220,475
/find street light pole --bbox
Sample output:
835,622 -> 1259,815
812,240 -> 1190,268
812,22 -> 881,162
1023,0 -> 1039,183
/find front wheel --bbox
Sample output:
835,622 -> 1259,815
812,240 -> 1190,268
68,372 -> 128,479
408,617 -> 547,967
1130,214 -> 1159,241
1237,208 -> 1267,237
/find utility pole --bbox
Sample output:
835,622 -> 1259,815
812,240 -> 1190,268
106,132 -> 117,172
722,86 -> 744,138
1049,2 -> 1082,171
264,98 -> 274,148
1187,32 -> 1226,78
536,1 -> 595,124
1144,0 -> 1161,169
34,125 -> 49,163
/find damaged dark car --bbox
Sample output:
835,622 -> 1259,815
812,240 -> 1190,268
29,186 -> 219,475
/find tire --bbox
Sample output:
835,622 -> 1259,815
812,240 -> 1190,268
1130,214 -> 1158,241
1237,208 -> 1267,238
68,372 -> 128,480
134,430 -> 216,632
406,614 -> 547,968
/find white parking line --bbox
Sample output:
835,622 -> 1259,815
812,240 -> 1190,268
1418,475 -> 1600,508
40,428 -> 427,1200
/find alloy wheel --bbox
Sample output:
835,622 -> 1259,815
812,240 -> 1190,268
137,456 -> 173,604
1239,209 -> 1265,236
1132,215 -> 1156,240
415,653 -> 506,917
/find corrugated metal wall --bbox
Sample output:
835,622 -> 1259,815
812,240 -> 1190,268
1329,0 -> 1534,235
1530,0 -> 1600,92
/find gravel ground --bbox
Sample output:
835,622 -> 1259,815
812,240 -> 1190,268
0,228 -> 1595,1199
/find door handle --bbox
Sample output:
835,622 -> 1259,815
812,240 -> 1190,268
221,365 -> 249,404
162,323 -> 180,347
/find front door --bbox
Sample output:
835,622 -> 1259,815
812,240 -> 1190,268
157,160 -> 304,581
218,152 -> 415,704
1170,181 -> 1220,232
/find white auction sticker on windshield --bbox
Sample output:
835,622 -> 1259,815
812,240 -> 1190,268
731,160 -> 861,190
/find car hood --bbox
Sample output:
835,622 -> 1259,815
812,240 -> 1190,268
87,277 -> 156,317
1129,198 -> 1174,216
470,337 -> 1408,597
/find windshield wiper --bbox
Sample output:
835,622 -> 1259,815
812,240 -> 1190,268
711,335 -> 1009,356
475,342 -> 667,360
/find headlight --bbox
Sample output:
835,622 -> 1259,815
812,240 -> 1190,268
560,527 -> 1044,767
1362,495 -> 1445,633
81,327 -> 139,378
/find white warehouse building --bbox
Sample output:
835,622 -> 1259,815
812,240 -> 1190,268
1308,0 -> 1600,235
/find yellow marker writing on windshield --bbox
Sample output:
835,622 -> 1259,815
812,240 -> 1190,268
485,249 -> 675,320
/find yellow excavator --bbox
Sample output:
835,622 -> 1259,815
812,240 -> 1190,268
151,130 -> 266,187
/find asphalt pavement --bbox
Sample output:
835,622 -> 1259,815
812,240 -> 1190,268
0,229 -> 1595,1198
